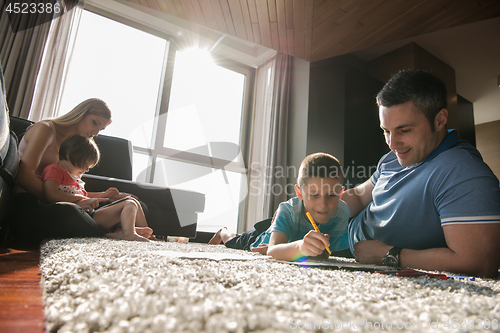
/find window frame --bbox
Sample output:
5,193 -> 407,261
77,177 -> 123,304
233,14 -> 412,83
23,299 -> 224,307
82,5 -> 256,229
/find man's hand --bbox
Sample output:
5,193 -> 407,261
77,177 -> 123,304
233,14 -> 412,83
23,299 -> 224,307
299,231 -> 330,257
353,240 -> 392,265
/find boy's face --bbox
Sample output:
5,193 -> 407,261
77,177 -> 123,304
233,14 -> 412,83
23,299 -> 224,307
295,177 -> 344,225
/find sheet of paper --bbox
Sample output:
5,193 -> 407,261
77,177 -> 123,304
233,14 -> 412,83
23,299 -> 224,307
153,250 -> 272,261
153,250 -> 391,271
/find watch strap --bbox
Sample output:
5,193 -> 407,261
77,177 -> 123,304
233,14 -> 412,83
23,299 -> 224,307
389,246 -> 402,258
383,246 -> 402,267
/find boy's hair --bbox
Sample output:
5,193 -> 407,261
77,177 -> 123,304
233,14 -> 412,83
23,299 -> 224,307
297,153 -> 342,188
376,70 -> 447,131
59,135 -> 100,169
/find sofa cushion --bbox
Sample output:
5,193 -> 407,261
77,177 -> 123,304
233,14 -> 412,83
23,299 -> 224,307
88,135 -> 133,181
9,116 -> 133,181
0,69 -> 18,186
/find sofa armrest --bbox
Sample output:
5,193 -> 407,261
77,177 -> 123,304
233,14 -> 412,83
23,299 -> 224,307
82,174 -> 205,238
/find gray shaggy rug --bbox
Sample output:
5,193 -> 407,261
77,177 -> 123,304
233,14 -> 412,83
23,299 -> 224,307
39,238 -> 500,333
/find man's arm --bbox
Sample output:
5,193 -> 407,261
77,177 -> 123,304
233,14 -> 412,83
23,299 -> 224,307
341,179 -> 374,217
353,223 -> 500,278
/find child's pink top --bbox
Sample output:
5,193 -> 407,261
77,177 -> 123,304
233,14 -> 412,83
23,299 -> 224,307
41,164 -> 87,197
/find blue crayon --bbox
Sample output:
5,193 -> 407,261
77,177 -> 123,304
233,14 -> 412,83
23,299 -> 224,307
448,275 -> 475,281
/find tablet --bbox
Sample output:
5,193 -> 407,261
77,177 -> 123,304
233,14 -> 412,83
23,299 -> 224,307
98,196 -> 131,209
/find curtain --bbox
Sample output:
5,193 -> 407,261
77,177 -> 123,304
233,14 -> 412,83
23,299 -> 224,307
244,52 -> 292,232
29,0 -> 84,122
0,0 -> 53,118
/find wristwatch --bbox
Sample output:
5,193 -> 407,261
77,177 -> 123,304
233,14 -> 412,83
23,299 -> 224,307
382,246 -> 402,267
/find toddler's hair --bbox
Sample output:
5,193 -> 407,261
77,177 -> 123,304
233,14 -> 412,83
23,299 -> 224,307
297,153 -> 342,188
59,135 -> 100,169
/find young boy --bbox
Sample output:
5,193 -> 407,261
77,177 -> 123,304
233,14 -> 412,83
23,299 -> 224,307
209,153 -> 350,261
41,134 -> 153,242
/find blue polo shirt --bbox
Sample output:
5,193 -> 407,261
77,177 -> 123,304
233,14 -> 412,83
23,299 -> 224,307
348,130 -> 500,253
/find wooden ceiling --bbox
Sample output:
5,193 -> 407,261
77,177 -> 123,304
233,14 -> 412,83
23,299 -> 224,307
125,0 -> 500,62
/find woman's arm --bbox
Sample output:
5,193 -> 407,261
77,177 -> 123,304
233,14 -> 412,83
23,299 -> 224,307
43,180 -> 109,211
266,230 -> 330,261
43,180 -> 85,203
16,123 -> 54,199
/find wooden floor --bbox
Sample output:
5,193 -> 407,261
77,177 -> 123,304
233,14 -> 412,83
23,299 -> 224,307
0,246 -> 45,332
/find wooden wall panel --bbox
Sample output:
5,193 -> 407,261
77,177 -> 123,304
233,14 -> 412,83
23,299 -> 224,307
366,43 -> 459,134
129,0 -> 500,62
476,120 -> 500,182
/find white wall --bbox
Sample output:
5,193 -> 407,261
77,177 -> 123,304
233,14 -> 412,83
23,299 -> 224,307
287,56 -> 310,188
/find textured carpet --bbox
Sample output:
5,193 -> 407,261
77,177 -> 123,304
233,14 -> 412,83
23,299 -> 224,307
40,238 -> 500,332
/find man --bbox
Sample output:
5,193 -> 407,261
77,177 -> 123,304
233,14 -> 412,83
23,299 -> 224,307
342,70 -> 500,278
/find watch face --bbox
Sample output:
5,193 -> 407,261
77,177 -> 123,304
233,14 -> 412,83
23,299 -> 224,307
384,255 -> 399,267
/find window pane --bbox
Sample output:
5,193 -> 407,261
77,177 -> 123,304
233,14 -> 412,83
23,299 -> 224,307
153,157 -> 245,233
133,152 -> 151,184
57,10 -> 167,149
164,49 -> 245,161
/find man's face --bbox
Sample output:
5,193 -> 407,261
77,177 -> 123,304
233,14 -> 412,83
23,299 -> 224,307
379,101 -> 446,167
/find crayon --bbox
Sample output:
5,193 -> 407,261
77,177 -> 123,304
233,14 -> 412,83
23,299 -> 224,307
306,212 -> 332,255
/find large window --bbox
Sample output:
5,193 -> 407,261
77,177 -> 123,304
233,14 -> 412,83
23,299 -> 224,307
57,10 -> 254,233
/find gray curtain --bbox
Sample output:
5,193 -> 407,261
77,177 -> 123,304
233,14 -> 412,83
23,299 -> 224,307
29,0 -> 84,122
265,53 -> 291,215
0,0 -> 53,118
244,52 -> 292,231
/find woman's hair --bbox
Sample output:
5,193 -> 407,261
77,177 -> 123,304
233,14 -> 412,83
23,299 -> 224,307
59,135 -> 100,169
376,70 -> 447,131
50,98 -> 112,127
297,153 -> 343,188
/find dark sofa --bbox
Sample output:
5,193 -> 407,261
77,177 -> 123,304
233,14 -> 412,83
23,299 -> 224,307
1,64 -> 205,240
8,116 -> 206,238
0,70 -> 18,240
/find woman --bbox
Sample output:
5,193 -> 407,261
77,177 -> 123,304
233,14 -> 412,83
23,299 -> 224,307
9,98 -> 131,245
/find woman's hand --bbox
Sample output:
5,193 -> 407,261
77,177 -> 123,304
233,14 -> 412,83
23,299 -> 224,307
298,230 -> 330,257
105,188 -> 138,202
101,187 -> 120,199
91,188 -> 138,202
76,197 -> 109,212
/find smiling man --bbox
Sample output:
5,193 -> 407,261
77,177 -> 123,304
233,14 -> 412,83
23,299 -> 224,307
342,70 -> 500,278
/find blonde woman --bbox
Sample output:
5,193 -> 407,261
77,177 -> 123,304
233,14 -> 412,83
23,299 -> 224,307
10,99 -> 133,245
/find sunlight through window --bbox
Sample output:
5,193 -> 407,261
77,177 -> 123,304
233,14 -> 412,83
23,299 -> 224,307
55,10 -> 252,233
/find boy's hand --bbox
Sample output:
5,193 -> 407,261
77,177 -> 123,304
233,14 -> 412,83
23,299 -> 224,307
299,230 -> 330,257
250,244 -> 269,255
